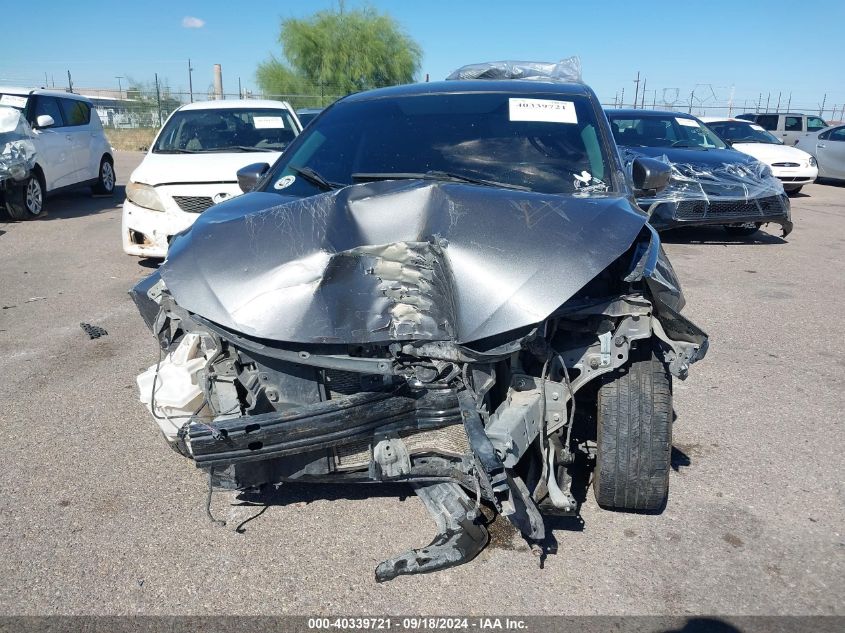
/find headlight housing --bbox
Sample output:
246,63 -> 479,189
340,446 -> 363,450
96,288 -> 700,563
126,181 -> 165,212
809,156 -> 817,167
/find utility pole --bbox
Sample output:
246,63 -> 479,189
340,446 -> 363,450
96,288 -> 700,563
155,72 -> 162,127
640,78 -> 647,109
238,77 -> 242,99
728,85 -> 735,116
633,71 -> 641,110
652,91 -> 656,109
67,70 -> 73,93
115,76 -> 124,99
188,58 -> 194,103
819,93 -> 827,117
688,88 -> 695,114
620,87 -> 625,108
775,92 -> 782,113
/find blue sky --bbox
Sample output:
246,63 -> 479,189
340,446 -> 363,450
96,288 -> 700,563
2,0 -> 843,116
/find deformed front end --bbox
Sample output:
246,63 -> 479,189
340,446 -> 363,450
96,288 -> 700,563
130,180 -> 707,581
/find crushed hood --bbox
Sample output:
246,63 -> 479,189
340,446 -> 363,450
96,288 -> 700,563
130,151 -> 282,186
157,180 -> 647,345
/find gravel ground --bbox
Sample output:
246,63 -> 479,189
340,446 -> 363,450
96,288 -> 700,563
0,151 -> 842,615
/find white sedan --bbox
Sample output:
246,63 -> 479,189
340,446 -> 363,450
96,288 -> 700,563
122,100 -> 301,258
796,125 -> 845,182
701,117 -> 817,194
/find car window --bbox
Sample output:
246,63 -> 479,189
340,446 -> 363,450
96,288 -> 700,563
806,116 -> 827,132
59,99 -> 91,126
829,127 -> 845,142
784,116 -> 803,132
705,120 -> 780,144
265,92 -> 614,196
608,114 -> 726,149
756,115 -> 779,130
153,107 -> 299,153
30,96 -> 65,127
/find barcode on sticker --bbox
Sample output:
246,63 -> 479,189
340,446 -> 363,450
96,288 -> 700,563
509,98 -> 578,124
675,117 -> 700,127
253,116 -> 285,129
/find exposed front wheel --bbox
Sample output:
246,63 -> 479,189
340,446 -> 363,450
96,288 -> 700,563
723,222 -> 761,236
594,341 -> 673,512
5,174 -> 45,220
92,156 -> 115,195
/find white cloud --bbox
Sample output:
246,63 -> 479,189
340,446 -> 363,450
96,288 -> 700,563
182,16 -> 205,29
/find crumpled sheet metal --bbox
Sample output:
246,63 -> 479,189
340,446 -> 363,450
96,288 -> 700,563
621,147 -> 785,204
446,58 -> 582,84
0,106 -> 36,182
158,180 -> 648,345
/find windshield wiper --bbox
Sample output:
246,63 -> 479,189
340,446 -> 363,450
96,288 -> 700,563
351,170 -> 531,191
207,146 -> 276,153
289,165 -> 341,191
155,148 -> 202,154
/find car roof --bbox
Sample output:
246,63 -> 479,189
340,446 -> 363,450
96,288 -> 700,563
176,99 -> 294,112
341,80 -> 592,103
743,112 -> 811,117
606,108 -> 697,118
0,86 -> 92,102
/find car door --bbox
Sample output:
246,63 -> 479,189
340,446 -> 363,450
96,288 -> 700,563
782,115 -> 804,146
815,126 -> 845,179
28,95 -> 73,191
58,98 -> 92,183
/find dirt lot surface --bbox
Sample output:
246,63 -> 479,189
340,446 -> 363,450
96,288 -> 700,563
0,151 -> 842,615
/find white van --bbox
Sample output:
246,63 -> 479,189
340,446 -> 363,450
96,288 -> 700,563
0,87 -> 115,219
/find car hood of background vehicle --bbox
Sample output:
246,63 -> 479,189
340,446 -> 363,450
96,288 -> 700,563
130,151 -> 281,186
729,142 -> 812,165
619,145 -> 759,170
153,180 -> 648,345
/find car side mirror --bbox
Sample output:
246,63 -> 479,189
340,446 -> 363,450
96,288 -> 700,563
237,162 -> 270,193
632,156 -> 672,196
35,114 -> 55,129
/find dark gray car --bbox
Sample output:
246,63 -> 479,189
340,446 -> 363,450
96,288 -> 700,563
131,77 -> 708,580
608,109 -> 792,237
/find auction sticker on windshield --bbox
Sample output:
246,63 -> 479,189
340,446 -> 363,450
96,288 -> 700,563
676,117 -> 700,127
509,98 -> 577,124
0,94 -> 27,108
254,116 -> 285,129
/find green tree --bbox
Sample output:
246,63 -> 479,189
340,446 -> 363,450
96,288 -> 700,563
256,5 -> 422,104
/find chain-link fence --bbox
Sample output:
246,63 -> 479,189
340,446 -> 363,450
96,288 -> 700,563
76,88 -> 345,131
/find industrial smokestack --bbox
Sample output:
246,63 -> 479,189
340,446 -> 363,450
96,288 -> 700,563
213,64 -> 223,100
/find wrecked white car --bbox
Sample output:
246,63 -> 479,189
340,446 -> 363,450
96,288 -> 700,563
0,105 -> 37,220
131,61 -> 708,581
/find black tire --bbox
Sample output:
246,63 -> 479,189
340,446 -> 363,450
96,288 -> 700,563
594,341 -> 672,512
723,222 -> 761,236
5,174 -> 45,220
786,186 -> 802,196
91,156 -> 115,195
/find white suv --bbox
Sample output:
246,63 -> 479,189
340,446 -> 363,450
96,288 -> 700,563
0,87 -> 115,219
122,100 -> 301,258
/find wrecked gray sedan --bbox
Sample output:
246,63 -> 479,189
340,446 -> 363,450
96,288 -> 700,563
131,68 -> 708,581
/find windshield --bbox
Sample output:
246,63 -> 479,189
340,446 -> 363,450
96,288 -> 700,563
0,93 -> 29,112
153,107 -> 299,154
262,91 -> 614,196
705,120 -> 781,144
609,114 -> 727,150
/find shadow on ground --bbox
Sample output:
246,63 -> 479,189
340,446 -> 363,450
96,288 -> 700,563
660,225 -> 787,245
32,185 -> 125,221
